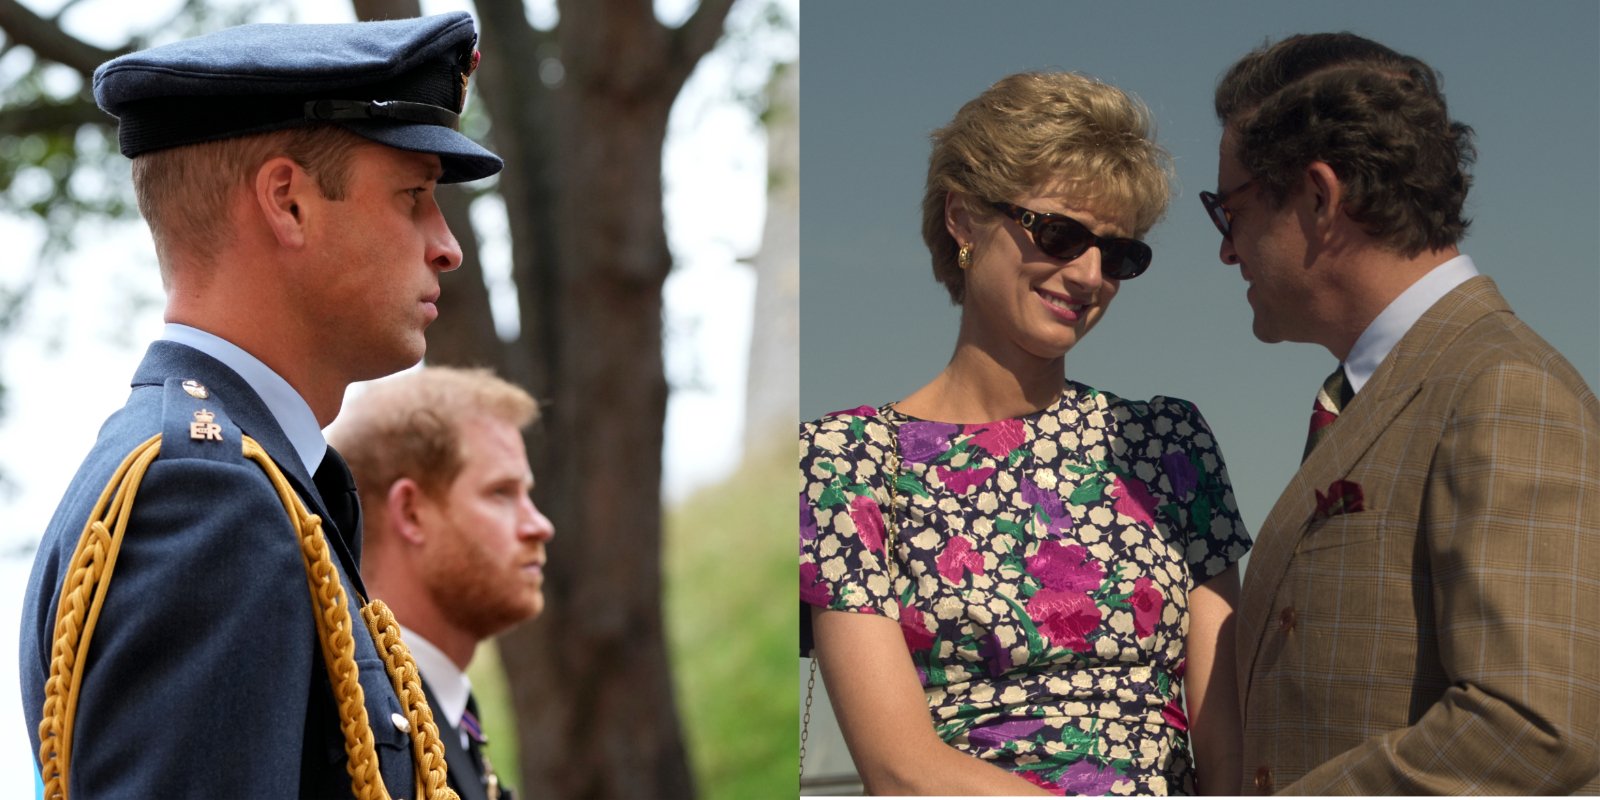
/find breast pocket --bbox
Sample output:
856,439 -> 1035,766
1297,509 -> 1385,555
359,657 -> 416,789
323,656 -> 414,791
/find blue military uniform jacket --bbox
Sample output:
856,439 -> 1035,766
20,341 -> 417,797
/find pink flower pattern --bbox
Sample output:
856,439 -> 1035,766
936,536 -> 985,584
1112,474 -> 1159,528
963,418 -> 1027,459
1025,589 -> 1101,652
899,602 -> 935,653
798,382 -> 1251,795
1130,576 -> 1163,638
848,493 -> 885,554
937,465 -> 995,494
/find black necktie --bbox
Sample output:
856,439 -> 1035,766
311,446 -> 361,560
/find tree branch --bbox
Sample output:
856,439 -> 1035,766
0,94 -> 110,137
0,0 -> 125,79
673,0 -> 736,70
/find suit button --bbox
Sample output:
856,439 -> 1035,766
391,711 -> 410,733
1255,765 -> 1274,793
1279,606 -> 1297,632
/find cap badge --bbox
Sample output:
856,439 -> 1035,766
182,380 -> 209,399
190,408 -> 223,442
458,49 -> 481,113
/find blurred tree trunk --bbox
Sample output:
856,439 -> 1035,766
364,0 -> 736,797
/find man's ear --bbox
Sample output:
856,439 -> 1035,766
385,477 -> 430,546
254,156 -> 312,249
1305,161 -> 1344,232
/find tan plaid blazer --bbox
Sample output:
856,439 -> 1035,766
1237,277 -> 1600,794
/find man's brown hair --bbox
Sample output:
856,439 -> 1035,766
1215,32 -> 1476,256
328,366 -> 540,509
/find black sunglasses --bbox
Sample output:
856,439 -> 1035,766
1198,178 -> 1257,238
988,201 -> 1152,280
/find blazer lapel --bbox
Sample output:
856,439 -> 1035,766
1237,276 -> 1511,702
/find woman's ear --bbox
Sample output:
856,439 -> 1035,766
945,190 -> 975,246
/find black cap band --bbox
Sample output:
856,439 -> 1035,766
304,99 -> 460,130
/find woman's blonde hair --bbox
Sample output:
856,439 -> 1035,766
921,71 -> 1174,303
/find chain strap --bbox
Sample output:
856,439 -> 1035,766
799,657 -> 816,781
881,417 -> 901,585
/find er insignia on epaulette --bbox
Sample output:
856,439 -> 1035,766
190,408 -> 223,441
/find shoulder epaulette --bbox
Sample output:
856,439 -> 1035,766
158,378 -> 244,464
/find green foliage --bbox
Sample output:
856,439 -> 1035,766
665,436 -> 793,800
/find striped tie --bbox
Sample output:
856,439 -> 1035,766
1303,365 -> 1353,462
461,698 -> 506,800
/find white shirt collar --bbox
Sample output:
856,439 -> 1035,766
398,625 -> 473,738
160,323 -> 326,475
1342,254 -> 1479,394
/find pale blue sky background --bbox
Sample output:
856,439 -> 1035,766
800,0 -> 1600,554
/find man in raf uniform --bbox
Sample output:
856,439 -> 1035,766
330,366 -> 557,800
19,12 -> 500,798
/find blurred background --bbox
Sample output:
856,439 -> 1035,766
799,0 -> 1598,793
0,0 -> 795,797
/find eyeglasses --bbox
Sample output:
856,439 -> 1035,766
1198,178 -> 1257,238
988,201 -> 1152,280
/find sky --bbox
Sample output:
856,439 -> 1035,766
0,0 -> 793,790
798,0 -> 1599,783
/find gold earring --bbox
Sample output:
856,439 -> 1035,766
958,243 -> 973,269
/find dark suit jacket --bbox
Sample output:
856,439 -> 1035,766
20,341 -> 417,798
422,679 -> 489,800
1238,277 -> 1600,794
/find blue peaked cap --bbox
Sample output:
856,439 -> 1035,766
93,12 -> 502,183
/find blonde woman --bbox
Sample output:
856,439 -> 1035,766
800,72 -> 1249,796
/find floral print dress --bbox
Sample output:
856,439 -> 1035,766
800,381 -> 1251,795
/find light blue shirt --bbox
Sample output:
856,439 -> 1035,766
1342,254 -> 1480,395
160,323 -> 326,475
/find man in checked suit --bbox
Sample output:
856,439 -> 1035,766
19,13 -> 500,798
331,366 -> 557,800
1200,33 -> 1600,794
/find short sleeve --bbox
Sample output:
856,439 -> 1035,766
1151,397 -> 1252,585
799,407 -> 900,653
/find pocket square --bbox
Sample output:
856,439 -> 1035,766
1314,479 -> 1364,520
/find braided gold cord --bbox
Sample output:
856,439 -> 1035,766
364,600 -> 459,800
244,436 -> 385,800
37,432 -> 455,800
39,434 -> 162,800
